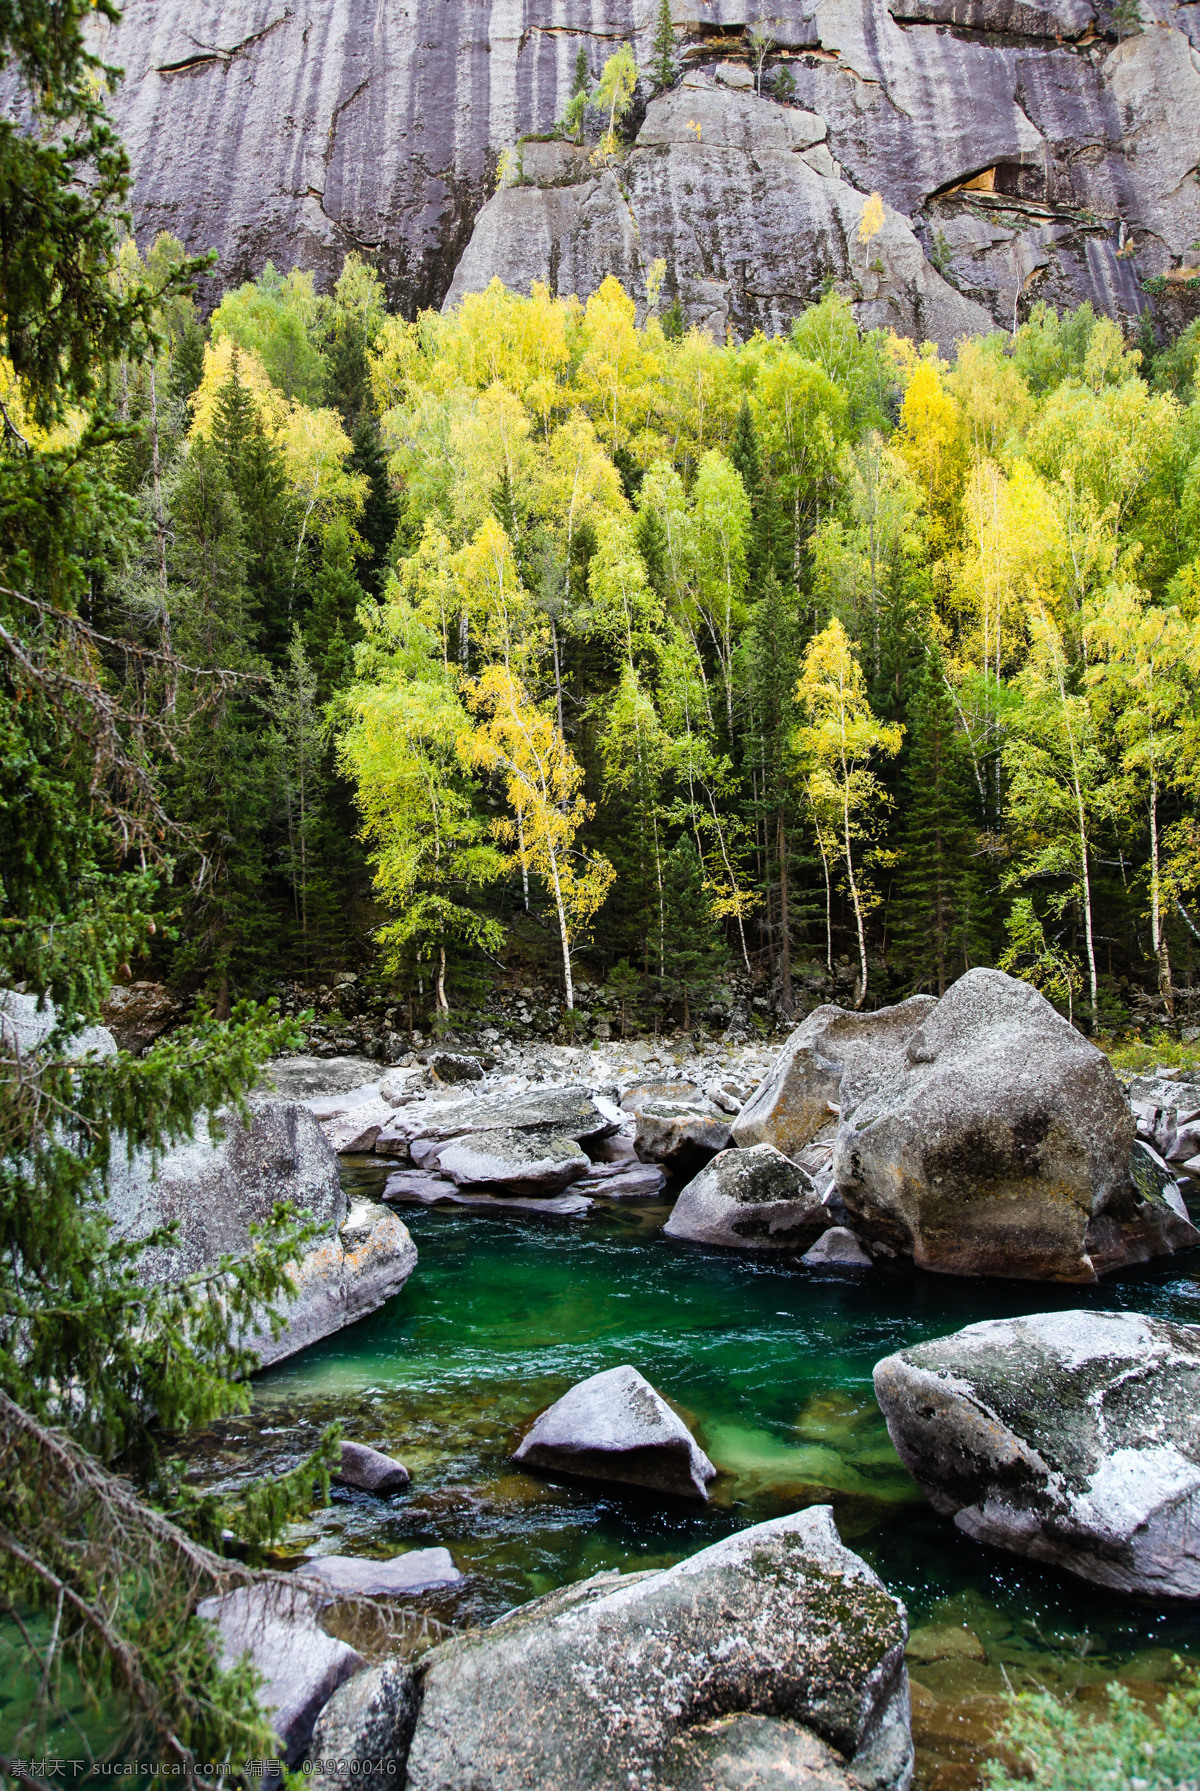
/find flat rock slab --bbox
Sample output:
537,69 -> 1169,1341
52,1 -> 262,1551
435,1126 -> 590,1192
513,1363 -> 716,1500
410,1084 -> 620,1146
299,1548 -> 461,1598
635,1100 -> 732,1169
664,1143 -> 826,1250
334,1440 -> 410,1495
576,1164 -> 666,1199
874,1308 -> 1200,1599
402,1507 -> 911,1791
196,1581 -> 363,1764
384,1169 -> 592,1218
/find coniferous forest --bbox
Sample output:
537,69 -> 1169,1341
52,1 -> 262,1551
7,0 -> 1200,1781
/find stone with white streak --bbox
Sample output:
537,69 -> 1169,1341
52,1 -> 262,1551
874,1309 -> 1200,1599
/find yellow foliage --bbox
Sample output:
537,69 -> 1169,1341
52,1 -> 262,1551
857,192 -> 886,247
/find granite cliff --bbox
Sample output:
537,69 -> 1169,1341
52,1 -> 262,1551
91,0 -> 1200,342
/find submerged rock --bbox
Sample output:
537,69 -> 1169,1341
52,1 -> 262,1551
663,1143 -> 827,1251
834,970 -> 1188,1280
196,1581 -> 364,1765
803,1226 -> 873,1269
333,1440 -> 410,1495
402,1506 -> 911,1791
634,1099 -> 732,1170
874,1308 -> 1200,1599
299,1548 -> 461,1598
512,1363 -> 716,1500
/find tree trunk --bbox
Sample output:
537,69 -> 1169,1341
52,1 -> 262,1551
843,790 -> 869,1009
777,811 -> 794,1017
435,943 -> 448,1014
546,843 -> 574,1009
1150,767 -> 1175,1020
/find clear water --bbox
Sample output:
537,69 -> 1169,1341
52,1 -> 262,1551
182,1160 -> 1200,1783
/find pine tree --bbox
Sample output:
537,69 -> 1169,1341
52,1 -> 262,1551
660,836 -> 728,1028
564,46 -> 591,139
891,648 -> 981,995
652,0 -> 678,91
210,360 -> 295,662
349,413 -> 400,595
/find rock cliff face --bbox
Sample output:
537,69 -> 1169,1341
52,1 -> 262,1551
92,0 -> 1200,338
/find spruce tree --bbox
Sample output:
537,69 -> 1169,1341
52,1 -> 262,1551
891,648 -> 981,994
210,360 -> 295,663
652,0 -> 679,90
729,398 -> 766,588
660,836 -> 728,1028
348,413 -> 400,595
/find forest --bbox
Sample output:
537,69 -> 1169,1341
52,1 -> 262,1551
52,228 -> 1200,1040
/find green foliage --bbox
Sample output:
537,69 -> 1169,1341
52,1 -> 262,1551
984,1673 -> 1200,1791
651,0 -> 678,91
660,836 -> 728,1026
209,263 -> 327,404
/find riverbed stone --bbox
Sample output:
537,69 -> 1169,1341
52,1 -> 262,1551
246,1201 -> 418,1369
196,1581 -> 364,1765
803,1226 -> 873,1268
513,1363 -> 716,1500
383,1168 -> 593,1217
634,1100 -> 732,1170
834,970 -> 1185,1280
732,996 -> 936,1161
576,1163 -> 666,1198
435,1126 -> 591,1193
428,1050 -> 484,1084
334,1440 -> 410,1495
663,1143 -> 827,1251
874,1308 -> 1200,1599
299,1548 -> 460,1597
403,1506 -> 911,1791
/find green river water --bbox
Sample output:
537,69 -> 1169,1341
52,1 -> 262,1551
234,1159 -> 1200,1693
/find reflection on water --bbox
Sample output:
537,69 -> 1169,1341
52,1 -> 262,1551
177,1158 -> 1200,1787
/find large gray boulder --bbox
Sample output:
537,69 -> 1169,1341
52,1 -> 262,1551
663,1143 -> 828,1251
403,1507 -> 911,1791
308,1660 -> 420,1791
634,1100 -> 732,1170
732,997 -> 936,1161
434,1126 -> 591,1194
1,988 -> 116,1061
409,1082 -> 621,1147
833,969 -> 1193,1280
299,1548 -> 461,1599
874,1309 -> 1200,1599
107,1102 -> 417,1367
197,1581 -> 364,1764
512,1364 -> 717,1500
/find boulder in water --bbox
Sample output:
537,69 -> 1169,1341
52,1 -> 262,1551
401,1506 -> 911,1791
512,1363 -> 716,1500
299,1548 -> 460,1598
663,1143 -> 827,1250
334,1440 -> 410,1494
874,1308 -> 1200,1599
834,970 -> 1186,1280
435,1126 -> 590,1193
802,1226 -> 873,1268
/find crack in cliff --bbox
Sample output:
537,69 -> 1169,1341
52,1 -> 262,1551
324,78 -> 370,170
890,13 -> 1095,45
157,12 -> 290,76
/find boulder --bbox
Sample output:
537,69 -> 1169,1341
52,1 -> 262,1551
435,1127 -> 591,1194
1,988 -> 116,1061
264,1056 -> 383,1099
98,979 -> 180,1053
620,1078 -> 702,1112
402,1506 -> 911,1791
576,1163 -> 666,1199
634,1100 -> 732,1170
383,1169 -> 593,1218
410,1084 -> 621,1147
248,1201 -> 417,1368
833,970 -> 1189,1280
308,1661 -> 420,1791
513,1364 -> 715,1500
428,1050 -> 484,1084
803,1226 -> 873,1269
874,1309 -> 1200,1599
660,1715 -> 864,1791
732,996 -> 936,1160
334,1440 -> 410,1495
663,1144 -> 827,1251
299,1548 -> 461,1598
196,1581 -> 364,1764
1084,1140 -> 1196,1275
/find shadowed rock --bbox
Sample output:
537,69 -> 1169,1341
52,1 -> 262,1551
513,1364 -> 716,1500
803,1226 -> 873,1268
874,1308 -> 1200,1598
435,1126 -> 591,1193
664,1143 -> 827,1250
634,1100 -> 732,1170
